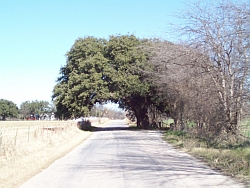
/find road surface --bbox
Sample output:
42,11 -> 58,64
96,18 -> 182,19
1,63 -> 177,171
19,120 -> 246,188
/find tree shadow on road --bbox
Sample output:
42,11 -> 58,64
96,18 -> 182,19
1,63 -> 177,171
78,120 -> 141,132
91,126 -> 140,132
81,125 -> 140,132
77,132 -> 247,188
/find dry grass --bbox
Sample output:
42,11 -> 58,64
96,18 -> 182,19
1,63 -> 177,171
0,119 -> 109,188
164,131 -> 250,184
0,121 -> 77,162
190,147 -> 250,179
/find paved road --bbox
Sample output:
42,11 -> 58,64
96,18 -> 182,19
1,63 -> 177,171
19,120 -> 246,188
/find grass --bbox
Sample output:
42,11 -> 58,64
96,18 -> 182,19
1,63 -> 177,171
162,119 -> 174,128
0,120 -> 79,158
0,120 -> 64,128
0,118 -> 109,188
241,119 -> 250,138
164,130 -> 250,184
0,120 -> 96,188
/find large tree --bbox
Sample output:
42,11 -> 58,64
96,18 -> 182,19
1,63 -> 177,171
105,35 -> 156,128
53,36 -> 110,119
148,40 -> 219,134
0,99 -> 18,120
148,0 -> 250,139
53,35 -> 165,128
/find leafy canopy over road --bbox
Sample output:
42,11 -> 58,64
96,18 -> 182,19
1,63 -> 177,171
53,0 -> 250,135
52,35 -> 164,128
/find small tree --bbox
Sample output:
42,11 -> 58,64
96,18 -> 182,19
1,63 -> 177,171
0,99 -> 18,120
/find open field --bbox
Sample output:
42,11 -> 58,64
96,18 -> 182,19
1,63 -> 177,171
0,121 -> 73,147
0,118 -> 109,188
0,121 -> 66,128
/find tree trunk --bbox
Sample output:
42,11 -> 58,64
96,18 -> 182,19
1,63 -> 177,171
174,118 -> 180,131
127,97 -> 151,129
135,107 -> 150,129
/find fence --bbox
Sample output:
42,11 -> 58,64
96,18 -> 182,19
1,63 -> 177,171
0,118 -> 109,160
0,121 -> 79,160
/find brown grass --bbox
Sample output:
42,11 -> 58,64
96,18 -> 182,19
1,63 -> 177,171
0,119 -> 109,188
164,131 -> 250,184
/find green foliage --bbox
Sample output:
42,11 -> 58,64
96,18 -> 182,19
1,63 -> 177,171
53,37 -> 110,119
0,99 -> 18,120
53,34 -> 170,127
241,119 -> 250,138
162,119 -> 174,127
53,35 -> 159,127
19,100 -> 53,118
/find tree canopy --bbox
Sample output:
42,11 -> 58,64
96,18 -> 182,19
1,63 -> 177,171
53,35 -> 164,128
0,99 -> 18,120
53,0 -> 249,138
147,0 -> 250,141
19,100 -> 54,119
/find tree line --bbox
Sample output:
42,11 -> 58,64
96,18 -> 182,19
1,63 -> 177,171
0,99 -> 125,121
0,99 -> 55,120
52,0 -> 249,142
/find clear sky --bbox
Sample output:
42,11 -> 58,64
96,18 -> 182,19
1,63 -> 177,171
0,0 -> 186,107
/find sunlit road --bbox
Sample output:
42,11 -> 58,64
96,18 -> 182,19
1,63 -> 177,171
19,120 -> 246,188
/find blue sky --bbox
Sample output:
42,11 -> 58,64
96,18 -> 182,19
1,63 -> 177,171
0,0 -> 186,107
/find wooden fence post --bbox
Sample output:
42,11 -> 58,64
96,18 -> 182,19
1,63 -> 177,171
15,128 -> 18,146
28,126 -> 30,142
0,129 -> 2,154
